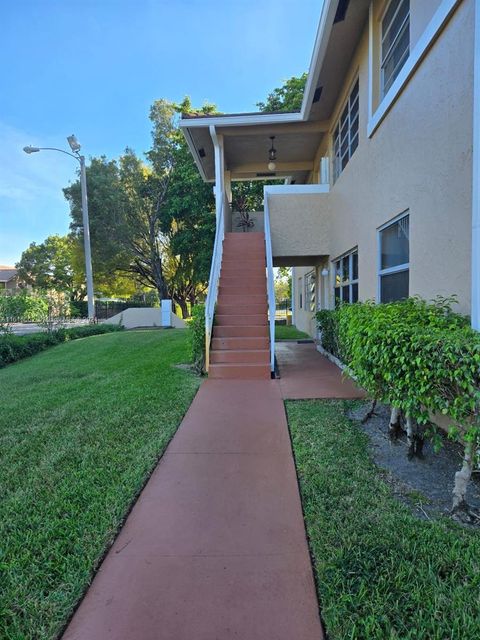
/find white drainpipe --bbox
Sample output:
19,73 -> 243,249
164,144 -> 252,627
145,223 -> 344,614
472,0 -> 480,330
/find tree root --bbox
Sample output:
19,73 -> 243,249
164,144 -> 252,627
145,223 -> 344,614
361,398 -> 377,424
389,407 -> 402,440
451,501 -> 480,525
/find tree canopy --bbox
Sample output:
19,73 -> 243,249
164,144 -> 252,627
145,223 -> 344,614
257,72 -> 307,113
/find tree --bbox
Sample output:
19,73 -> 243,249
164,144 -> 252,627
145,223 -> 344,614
64,157 -> 133,296
16,235 -> 82,298
257,73 -> 308,113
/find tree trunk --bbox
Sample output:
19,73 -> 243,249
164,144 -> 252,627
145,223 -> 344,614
176,297 -> 189,319
452,441 -> 476,514
389,407 -> 402,440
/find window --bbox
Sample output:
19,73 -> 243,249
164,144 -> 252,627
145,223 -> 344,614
304,271 -> 316,312
334,249 -> 358,306
298,277 -> 303,309
378,213 -> 409,302
333,78 -> 359,182
381,0 -> 410,96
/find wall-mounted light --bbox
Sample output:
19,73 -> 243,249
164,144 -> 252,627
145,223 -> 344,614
267,136 -> 276,172
321,268 -> 329,277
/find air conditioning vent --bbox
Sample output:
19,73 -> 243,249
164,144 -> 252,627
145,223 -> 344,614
334,0 -> 349,23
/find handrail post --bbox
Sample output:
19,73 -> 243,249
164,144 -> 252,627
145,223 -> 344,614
263,188 -> 276,375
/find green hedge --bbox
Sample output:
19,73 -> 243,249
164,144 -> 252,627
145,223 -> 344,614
0,324 -> 124,369
189,304 -> 205,373
0,292 -> 48,323
317,297 -> 479,434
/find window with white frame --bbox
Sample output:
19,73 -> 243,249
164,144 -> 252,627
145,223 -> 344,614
381,0 -> 410,96
304,271 -> 316,312
334,249 -> 358,306
298,277 -> 303,309
378,212 -> 409,303
333,78 -> 359,182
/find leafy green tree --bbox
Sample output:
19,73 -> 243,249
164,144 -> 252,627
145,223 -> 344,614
257,73 -> 307,112
16,235 -> 83,298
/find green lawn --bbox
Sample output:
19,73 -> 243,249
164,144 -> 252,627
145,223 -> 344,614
0,329 -> 200,640
287,400 -> 480,640
274,324 -> 310,340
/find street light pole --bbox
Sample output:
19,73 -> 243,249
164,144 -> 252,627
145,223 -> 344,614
23,137 -> 95,321
78,154 -> 95,320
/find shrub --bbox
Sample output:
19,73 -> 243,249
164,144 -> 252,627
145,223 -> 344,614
316,297 -> 480,515
0,324 -> 124,369
0,292 -> 48,323
189,304 -> 205,373
316,309 -> 341,358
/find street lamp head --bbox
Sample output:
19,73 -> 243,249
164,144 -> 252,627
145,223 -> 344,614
23,146 -> 40,154
67,134 -> 81,153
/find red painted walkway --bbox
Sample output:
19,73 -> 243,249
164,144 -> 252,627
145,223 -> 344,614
61,343 -> 361,640
277,342 -> 364,400
62,379 -> 323,640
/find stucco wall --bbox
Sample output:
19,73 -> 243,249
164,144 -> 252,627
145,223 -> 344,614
104,307 -> 187,329
269,193 -> 330,258
322,0 -> 473,313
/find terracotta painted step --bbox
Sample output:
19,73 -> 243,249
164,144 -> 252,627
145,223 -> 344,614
216,302 -> 268,315
218,294 -> 267,305
210,349 -> 270,364
223,238 -> 265,248
218,284 -> 266,296
215,314 -> 266,327
211,336 -> 269,350
222,253 -> 266,262
220,276 -> 266,288
222,254 -> 267,269
224,232 -> 264,240
212,325 -> 269,338
208,363 -> 271,380
221,266 -> 266,276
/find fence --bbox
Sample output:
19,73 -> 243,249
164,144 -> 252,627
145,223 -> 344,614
71,300 -> 158,320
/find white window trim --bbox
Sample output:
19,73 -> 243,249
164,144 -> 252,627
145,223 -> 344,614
377,211 -> 410,302
304,270 -> 316,313
380,0 -> 410,97
333,248 -> 359,305
368,0 -> 461,137
332,77 -> 359,182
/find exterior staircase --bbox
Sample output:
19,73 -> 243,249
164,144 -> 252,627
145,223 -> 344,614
209,232 -> 271,379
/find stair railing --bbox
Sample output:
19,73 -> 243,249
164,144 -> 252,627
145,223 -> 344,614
263,191 -> 276,375
205,190 -> 226,371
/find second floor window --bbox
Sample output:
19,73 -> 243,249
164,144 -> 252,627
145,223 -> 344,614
334,249 -> 358,306
381,0 -> 410,96
333,78 -> 359,182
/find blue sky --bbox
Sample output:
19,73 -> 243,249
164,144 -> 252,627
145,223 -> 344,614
0,0 -> 322,265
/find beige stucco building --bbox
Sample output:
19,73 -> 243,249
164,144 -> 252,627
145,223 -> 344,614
181,0 -> 480,366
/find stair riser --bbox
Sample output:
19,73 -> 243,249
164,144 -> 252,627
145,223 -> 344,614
220,277 -> 266,288
210,350 -> 270,364
209,364 -> 271,380
219,294 -> 266,305
222,258 -> 265,267
223,238 -> 265,247
216,303 -> 268,315
221,267 -> 266,276
213,326 -> 269,338
211,337 -> 269,350
218,285 -> 266,296
215,314 -> 266,327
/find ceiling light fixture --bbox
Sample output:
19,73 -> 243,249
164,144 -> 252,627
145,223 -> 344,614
267,136 -> 277,172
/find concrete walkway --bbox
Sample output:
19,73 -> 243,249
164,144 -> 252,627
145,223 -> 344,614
62,379 -> 324,640
277,342 -> 364,400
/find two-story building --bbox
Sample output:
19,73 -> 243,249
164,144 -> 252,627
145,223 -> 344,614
181,0 -> 479,377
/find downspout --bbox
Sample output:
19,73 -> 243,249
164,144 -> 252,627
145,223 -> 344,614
472,0 -> 480,330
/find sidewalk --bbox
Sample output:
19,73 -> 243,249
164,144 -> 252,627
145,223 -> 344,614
62,379 -> 324,640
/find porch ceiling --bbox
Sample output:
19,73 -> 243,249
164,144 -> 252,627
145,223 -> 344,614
187,121 -> 326,184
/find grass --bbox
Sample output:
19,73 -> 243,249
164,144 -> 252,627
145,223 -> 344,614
287,400 -> 480,640
274,324 -> 310,340
0,329 -> 200,640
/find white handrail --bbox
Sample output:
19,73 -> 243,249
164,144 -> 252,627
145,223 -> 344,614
204,192 -> 225,371
263,192 -> 276,374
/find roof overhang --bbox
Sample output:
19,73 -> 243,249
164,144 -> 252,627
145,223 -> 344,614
180,0 -> 370,183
